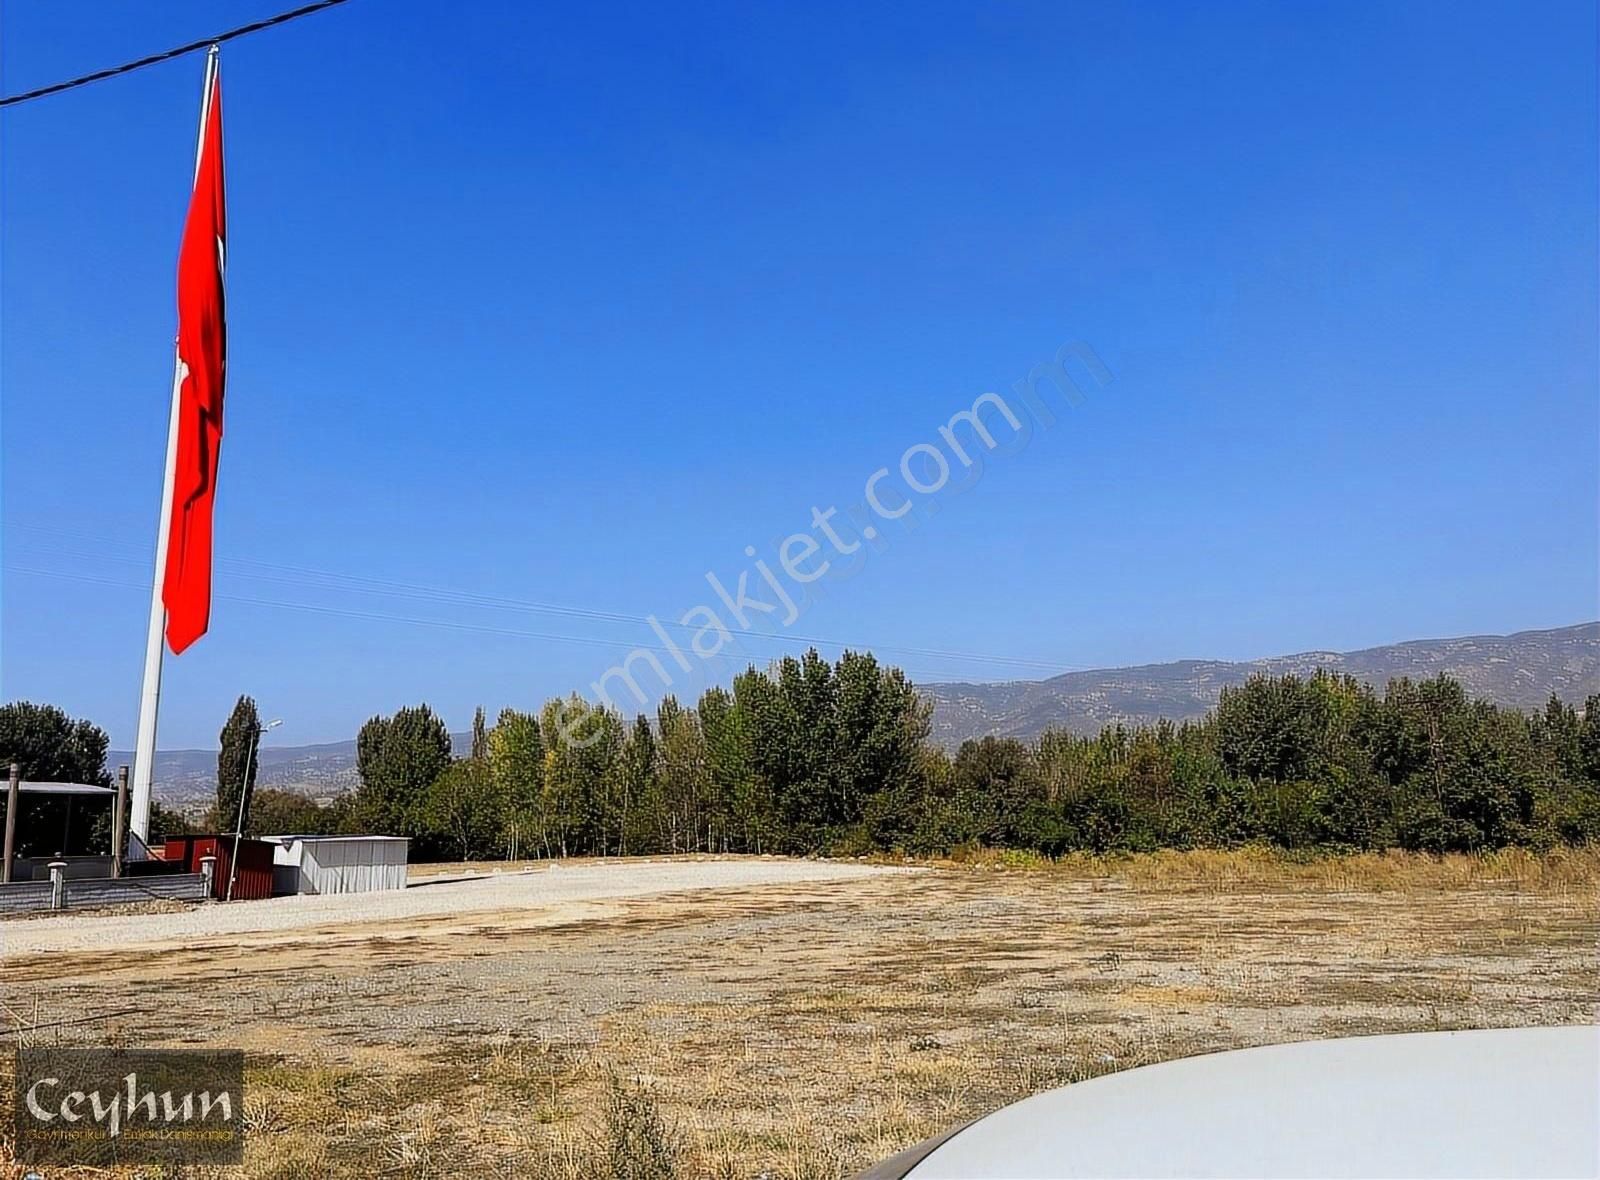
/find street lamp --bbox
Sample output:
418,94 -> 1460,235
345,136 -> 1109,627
227,716 -> 282,901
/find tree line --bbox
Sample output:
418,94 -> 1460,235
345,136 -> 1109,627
4,653 -> 1598,860
269,652 -> 1600,859
347,649 -> 932,860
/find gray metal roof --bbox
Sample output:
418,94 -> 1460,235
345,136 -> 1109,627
16,782 -> 115,796
262,834 -> 409,843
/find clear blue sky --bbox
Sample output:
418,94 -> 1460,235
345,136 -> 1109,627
2,0 -> 1595,750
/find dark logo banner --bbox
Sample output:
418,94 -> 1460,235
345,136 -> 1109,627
13,1047 -> 244,1165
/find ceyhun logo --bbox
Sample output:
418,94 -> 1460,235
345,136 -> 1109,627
13,1048 -> 244,1165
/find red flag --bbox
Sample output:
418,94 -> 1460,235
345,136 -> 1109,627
162,61 -> 227,654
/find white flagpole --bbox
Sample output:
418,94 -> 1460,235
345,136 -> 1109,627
130,45 -> 220,844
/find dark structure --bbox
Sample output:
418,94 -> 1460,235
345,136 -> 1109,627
0,781 -> 117,881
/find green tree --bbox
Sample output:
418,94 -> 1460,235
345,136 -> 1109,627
471,705 -> 489,761
656,696 -> 709,852
1578,695 -> 1600,785
728,650 -> 844,849
488,708 -> 544,858
89,798 -> 194,859
217,695 -> 262,838
833,651 -> 930,849
1381,677 -> 1534,851
618,714 -> 659,855
149,801 -> 194,843
537,697 -> 623,857
699,686 -> 767,852
951,736 -> 1043,847
734,665 -> 802,848
721,649 -> 934,853
1532,695 -> 1582,780
355,704 -> 453,835
785,650 -> 841,837
905,742 -> 959,853
0,701 -> 111,785
245,788 -> 334,837
417,759 -> 504,861
1214,674 -> 1322,783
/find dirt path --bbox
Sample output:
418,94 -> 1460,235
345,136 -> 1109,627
0,857 -> 905,961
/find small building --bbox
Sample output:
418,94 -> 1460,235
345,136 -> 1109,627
266,835 -> 409,895
158,834 -> 277,900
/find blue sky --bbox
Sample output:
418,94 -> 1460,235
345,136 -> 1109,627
2,0 -> 1595,749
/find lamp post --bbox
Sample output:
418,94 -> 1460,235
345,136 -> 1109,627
227,716 -> 282,901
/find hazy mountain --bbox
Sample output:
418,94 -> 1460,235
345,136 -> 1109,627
922,623 -> 1600,747
110,733 -> 473,807
118,624 -> 1598,802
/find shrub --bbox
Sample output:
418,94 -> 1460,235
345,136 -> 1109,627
603,1076 -> 678,1180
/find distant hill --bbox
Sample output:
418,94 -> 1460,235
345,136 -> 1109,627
118,624 -> 1599,802
922,623 -> 1600,747
111,732 -> 472,808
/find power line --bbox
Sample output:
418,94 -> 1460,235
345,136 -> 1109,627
6,565 -> 732,658
8,556 -> 1077,678
0,0 -> 356,109
3,565 -> 964,687
7,522 -> 1088,675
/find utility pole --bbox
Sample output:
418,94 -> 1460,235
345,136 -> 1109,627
227,717 -> 281,901
112,765 -> 130,878
2,762 -> 19,884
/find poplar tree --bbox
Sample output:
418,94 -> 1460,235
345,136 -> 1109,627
618,714 -> 657,855
217,695 -> 261,835
488,708 -> 543,858
471,706 -> 489,761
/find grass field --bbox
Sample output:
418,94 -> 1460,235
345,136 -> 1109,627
2,848 -> 1596,1178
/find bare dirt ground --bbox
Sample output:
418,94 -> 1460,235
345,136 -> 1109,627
2,850 -> 1595,1179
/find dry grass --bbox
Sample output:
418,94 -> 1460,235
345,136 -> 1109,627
221,1019 -> 1160,1179
934,843 -> 1600,894
3,849 -> 1594,1178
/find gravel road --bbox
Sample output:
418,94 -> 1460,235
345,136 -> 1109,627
0,857 -> 903,958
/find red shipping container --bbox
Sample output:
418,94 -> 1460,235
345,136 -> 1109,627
160,834 -> 276,900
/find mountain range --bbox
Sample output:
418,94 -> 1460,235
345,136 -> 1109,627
119,622 -> 1599,803
923,622 -> 1599,746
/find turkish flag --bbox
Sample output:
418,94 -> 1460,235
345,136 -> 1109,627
162,62 -> 226,654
